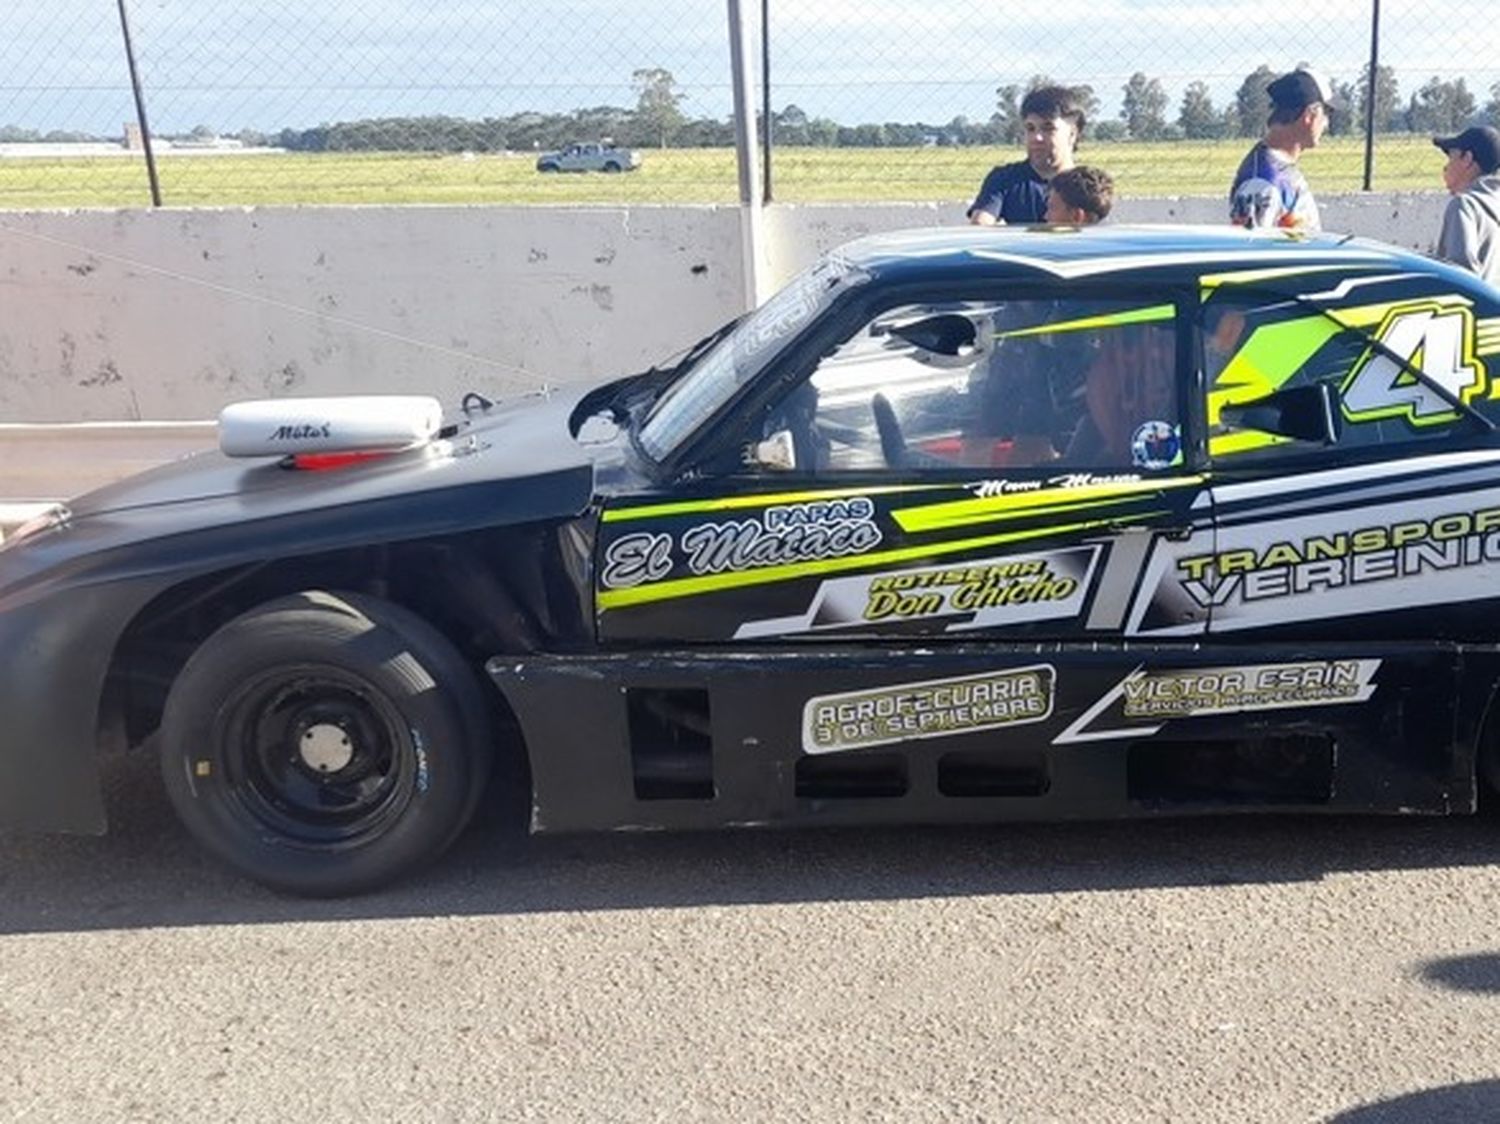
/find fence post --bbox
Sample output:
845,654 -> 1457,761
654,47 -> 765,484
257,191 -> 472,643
761,0 -> 773,203
1362,0 -> 1380,192
727,0 -> 767,307
116,0 -> 162,207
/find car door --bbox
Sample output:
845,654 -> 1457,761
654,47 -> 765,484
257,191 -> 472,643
596,288 -> 1215,646
1193,270 -> 1500,640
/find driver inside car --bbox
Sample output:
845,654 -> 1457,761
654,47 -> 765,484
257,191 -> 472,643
1060,321 -> 1178,467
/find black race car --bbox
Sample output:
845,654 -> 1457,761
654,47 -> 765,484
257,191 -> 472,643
7,224 -> 1500,895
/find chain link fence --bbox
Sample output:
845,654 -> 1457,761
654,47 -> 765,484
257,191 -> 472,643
2,1 -> 1497,210
764,0 -> 1500,202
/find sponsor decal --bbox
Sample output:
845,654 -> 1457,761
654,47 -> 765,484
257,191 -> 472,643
1176,505 -> 1500,613
966,472 -> 1143,498
602,495 -> 881,590
803,665 -> 1056,754
863,560 -> 1078,620
268,422 -> 333,441
1054,658 -> 1380,744
600,531 -> 673,589
1130,421 -> 1179,470
683,496 -> 881,574
734,545 -> 1098,638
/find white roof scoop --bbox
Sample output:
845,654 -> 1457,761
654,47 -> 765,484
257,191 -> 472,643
218,395 -> 444,458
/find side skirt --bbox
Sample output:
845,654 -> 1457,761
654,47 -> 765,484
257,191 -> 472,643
486,642 -> 1475,835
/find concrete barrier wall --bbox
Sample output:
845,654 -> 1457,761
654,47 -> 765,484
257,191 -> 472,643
1,193 -> 1454,427
0,206 -> 747,423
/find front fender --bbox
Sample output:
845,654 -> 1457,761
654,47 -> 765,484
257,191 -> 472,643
0,466 -> 596,835
0,570 -> 181,833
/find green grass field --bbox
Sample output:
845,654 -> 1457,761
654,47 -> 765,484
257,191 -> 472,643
0,135 -> 1446,209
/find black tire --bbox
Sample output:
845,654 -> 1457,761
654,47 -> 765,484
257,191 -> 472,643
538,162 -> 559,173
160,591 -> 492,896
603,161 -> 622,173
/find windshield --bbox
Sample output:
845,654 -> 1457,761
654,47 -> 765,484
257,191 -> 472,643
637,253 -> 871,460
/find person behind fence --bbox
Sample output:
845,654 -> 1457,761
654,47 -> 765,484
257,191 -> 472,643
1432,125 -> 1500,284
1229,68 -> 1343,232
1045,165 -> 1114,225
968,86 -> 1085,226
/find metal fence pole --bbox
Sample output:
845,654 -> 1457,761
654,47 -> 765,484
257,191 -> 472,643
116,0 -> 162,207
1362,0 -> 1380,192
761,0 -> 773,203
727,0 -> 766,307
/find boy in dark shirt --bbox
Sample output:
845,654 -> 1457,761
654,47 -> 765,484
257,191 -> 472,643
968,86 -> 1087,225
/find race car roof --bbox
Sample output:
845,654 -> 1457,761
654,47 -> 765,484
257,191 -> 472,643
839,224 -> 1420,286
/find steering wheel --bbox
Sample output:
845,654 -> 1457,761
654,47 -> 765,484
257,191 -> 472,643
871,393 -> 908,468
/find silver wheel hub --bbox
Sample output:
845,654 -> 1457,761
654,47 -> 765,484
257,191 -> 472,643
299,722 -> 354,773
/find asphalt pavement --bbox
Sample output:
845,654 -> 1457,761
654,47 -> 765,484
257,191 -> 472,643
3,747 -> 1500,1122
4,426 -> 1500,1121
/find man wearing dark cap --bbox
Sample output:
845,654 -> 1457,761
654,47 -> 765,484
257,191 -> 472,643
1229,68 -> 1343,232
1434,126 -> 1500,284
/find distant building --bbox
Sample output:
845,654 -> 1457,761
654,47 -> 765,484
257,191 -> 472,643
123,123 -> 142,150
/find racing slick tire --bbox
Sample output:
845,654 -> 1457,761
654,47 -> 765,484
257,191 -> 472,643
159,591 -> 492,896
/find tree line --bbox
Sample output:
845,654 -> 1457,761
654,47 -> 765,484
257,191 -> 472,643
1058,65 -> 1498,143
266,66 -> 1500,152
6,65 -> 1496,152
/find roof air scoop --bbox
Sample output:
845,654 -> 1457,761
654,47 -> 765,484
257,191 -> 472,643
218,396 -> 444,458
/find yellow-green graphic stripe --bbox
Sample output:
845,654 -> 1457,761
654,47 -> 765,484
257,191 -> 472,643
893,477 -> 1203,534
994,303 -> 1174,341
1477,316 -> 1500,357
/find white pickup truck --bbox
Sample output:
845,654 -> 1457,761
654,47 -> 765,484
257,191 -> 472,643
535,142 -> 639,173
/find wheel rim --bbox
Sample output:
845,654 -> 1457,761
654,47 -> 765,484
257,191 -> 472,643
214,664 -> 419,848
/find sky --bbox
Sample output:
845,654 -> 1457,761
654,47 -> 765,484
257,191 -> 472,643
3,0 -> 1496,137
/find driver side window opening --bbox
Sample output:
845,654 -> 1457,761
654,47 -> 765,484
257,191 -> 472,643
763,296 -> 1183,475
1202,291 -> 1488,462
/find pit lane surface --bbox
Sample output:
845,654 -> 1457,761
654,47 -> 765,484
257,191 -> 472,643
2,749 -> 1499,1122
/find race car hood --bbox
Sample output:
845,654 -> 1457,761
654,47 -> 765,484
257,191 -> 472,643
0,385 -> 606,598
64,386 -> 598,522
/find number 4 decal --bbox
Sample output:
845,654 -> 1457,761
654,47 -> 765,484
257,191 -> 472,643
1342,303 -> 1487,427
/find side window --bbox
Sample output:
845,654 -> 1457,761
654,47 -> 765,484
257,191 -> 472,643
763,297 -> 1183,474
1204,293 -> 1491,460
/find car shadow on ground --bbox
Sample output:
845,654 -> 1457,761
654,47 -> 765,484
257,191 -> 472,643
1417,952 -> 1500,996
2,747 -> 1500,935
1328,1079 -> 1500,1122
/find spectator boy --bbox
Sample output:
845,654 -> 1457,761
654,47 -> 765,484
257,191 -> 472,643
1229,68 -> 1342,231
969,86 -> 1086,225
1045,165 -> 1114,224
1433,126 -> 1500,284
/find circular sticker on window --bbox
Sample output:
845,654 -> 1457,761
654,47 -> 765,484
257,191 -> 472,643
1130,420 -> 1179,469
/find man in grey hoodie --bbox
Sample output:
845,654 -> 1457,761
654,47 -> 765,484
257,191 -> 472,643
1434,125 -> 1500,284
